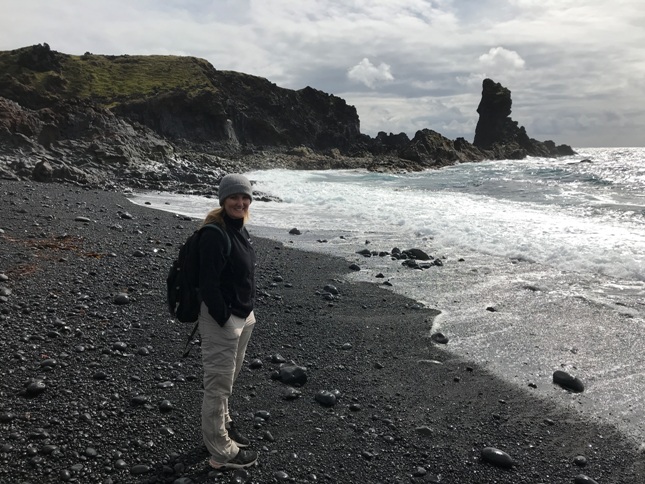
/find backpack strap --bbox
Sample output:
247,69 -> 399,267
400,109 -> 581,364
200,223 -> 231,257
182,223 -> 231,358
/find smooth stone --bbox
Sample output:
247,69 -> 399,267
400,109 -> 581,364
112,341 -> 128,351
481,447 -> 514,468
74,216 -> 91,223
553,370 -> 585,393
0,412 -> 16,423
574,475 -> 599,484
415,426 -> 433,436
93,371 -> 107,380
41,444 -> 58,454
430,332 -> 449,344
278,363 -> 308,386
274,470 -> 289,481
323,284 -> 339,295
25,381 -> 47,398
114,459 -> 127,470
173,478 -> 193,484
315,390 -> 337,407
131,395 -> 149,406
574,455 -> 588,467
138,347 -> 150,356
28,429 -> 49,439
85,447 -> 98,457
288,228 -> 301,235
131,464 -> 150,475
159,400 -> 174,412
271,353 -> 286,364
40,358 -> 57,368
361,450 -> 374,460
113,293 -> 130,305
249,358 -> 263,369
282,387 -> 301,400
405,248 -> 431,260
349,263 -> 361,271
60,469 -> 72,481
255,410 -> 270,421
412,467 -> 427,477
231,469 -> 249,484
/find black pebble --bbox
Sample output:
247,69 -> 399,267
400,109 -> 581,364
553,370 -> 585,393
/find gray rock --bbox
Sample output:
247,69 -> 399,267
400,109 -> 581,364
113,293 -> 130,305
574,475 -> 599,484
481,446 -> 514,468
430,332 -> 449,344
130,464 -> 150,475
282,387 -> 301,400
25,381 -> 46,398
315,390 -> 337,407
277,363 -> 308,386
553,370 -> 585,393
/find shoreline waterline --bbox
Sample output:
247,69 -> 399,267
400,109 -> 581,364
128,184 -> 645,446
2,178 -> 644,482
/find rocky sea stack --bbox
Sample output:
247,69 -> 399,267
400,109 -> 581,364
0,43 -> 574,191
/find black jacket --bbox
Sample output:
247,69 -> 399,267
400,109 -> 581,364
198,214 -> 256,326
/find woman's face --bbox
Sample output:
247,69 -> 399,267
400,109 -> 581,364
223,193 -> 251,219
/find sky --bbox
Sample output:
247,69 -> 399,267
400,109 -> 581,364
1,0 -> 644,148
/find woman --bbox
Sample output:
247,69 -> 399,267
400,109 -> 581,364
198,174 -> 258,469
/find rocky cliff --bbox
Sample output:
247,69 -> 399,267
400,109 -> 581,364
0,44 -> 574,191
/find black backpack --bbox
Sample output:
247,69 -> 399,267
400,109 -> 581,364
166,223 -> 230,355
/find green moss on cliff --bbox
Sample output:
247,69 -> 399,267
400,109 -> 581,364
0,45 -> 217,107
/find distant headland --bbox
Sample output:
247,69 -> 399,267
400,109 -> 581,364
0,43 -> 574,191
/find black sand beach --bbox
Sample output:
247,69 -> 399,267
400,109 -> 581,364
0,180 -> 643,483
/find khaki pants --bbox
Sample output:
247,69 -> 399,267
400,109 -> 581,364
199,302 -> 255,461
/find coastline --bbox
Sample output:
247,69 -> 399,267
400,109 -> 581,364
0,180 -> 643,483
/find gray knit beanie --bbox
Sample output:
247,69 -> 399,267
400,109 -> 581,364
218,174 -> 253,205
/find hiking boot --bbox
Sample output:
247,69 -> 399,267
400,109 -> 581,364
227,422 -> 250,448
208,449 -> 258,470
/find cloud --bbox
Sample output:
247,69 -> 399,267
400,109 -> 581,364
0,0 -> 643,147
478,47 -> 526,71
347,58 -> 395,89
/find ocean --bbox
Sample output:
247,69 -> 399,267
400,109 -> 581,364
130,147 -> 645,444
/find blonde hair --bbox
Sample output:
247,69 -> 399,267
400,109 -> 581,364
202,206 -> 250,226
